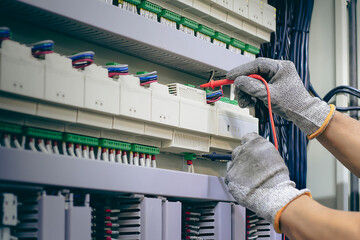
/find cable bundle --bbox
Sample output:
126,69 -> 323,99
136,71 -> 158,86
29,40 -> 54,58
0,27 -> 11,41
68,51 -> 94,69
259,0 -> 314,191
105,63 -> 129,78
206,89 -> 223,104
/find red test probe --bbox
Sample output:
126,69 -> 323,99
201,74 -> 278,150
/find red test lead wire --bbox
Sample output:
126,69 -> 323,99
200,74 -> 278,150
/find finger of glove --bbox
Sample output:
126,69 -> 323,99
237,94 -> 254,108
241,132 -> 264,145
235,76 -> 269,103
226,57 -> 278,80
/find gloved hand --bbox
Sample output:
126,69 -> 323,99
225,133 -> 311,233
227,58 -> 335,139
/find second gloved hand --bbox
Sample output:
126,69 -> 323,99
227,58 -> 335,139
225,133 -> 311,233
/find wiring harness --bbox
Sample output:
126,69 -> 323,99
30,40 -> 54,58
136,71 -> 158,86
0,27 -> 11,41
105,63 -> 129,78
206,89 -> 223,104
68,51 -> 94,69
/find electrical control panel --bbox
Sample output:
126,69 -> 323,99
0,0 -> 280,238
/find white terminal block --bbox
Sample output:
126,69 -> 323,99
150,82 -> 179,127
216,0 -> 233,10
167,83 -> 217,135
262,3 -> 276,31
44,53 -> 84,107
215,100 -> 258,139
233,0 -> 249,18
117,75 -> 151,121
84,64 -> 119,115
248,0 -> 263,25
0,40 -> 45,99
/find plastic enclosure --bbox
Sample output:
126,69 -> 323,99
118,75 -> 151,121
263,3 -> 276,31
233,0 -> 249,18
84,64 -> 120,115
150,82 -> 180,127
0,40 -> 45,99
167,83 -> 217,134
248,0 -> 263,25
45,53 -> 84,107
216,101 -> 258,139
216,0 -> 233,10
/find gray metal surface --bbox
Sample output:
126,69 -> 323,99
162,201 -> 181,240
0,0 -> 251,79
38,193 -> 65,240
214,202 -> 232,240
231,204 -> 246,240
65,197 -> 92,240
0,148 -> 234,201
140,197 -> 162,240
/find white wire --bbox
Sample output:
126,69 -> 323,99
75,144 -> 82,158
68,143 -> 76,157
140,154 -> 145,167
46,140 -> 53,154
96,146 -> 102,160
102,149 -> 109,161
151,159 -> 156,168
4,134 -> 11,148
53,142 -> 60,154
116,150 -> 122,163
122,152 -> 128,164
62,142 -> 68,156
129,151 -> 134,165
145,155 -> 150,167
29,138 -> 37,152
13,137 -> 22,149
83,146 -> 89,159
38,139 -> 49,153
21,136 -> 26,149
109,149 -> 115,162
133,153 -> 139,166
89,147 -> 96,160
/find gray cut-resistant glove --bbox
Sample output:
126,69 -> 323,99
225,133 -> 311,233
227,58 -> 335,138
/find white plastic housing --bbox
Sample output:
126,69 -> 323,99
44,53 -> 84,107
0,40 -> 45,99
118,75 -> 151,121
248,0 -> 263,25
167,83 -> 217,134
162,130 -> 210,153
216,101 -> 258,138
263,3 -> 276,31
84,64 -> 120,115
150,82 -> 179,127
233,0 -> 249,18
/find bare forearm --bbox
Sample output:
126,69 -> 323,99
317,111 -> 360,177
281,195 -> 360,240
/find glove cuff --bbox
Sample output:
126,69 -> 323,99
273,191 -> 312,233
307,104 -> 336,140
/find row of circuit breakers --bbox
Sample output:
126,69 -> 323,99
0,190 -> 280,240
